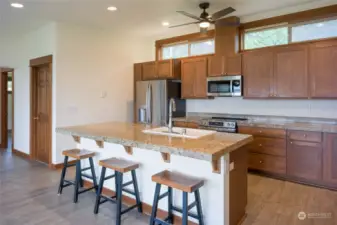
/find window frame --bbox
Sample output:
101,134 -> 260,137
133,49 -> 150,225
241,16 -> 337,51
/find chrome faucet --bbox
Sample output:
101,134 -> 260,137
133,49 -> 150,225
168,98 -> 176,133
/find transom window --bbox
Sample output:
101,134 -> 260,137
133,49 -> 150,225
243,17 -> 337,50
162,39 -> 215,60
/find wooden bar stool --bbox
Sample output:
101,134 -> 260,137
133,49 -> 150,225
94,157 -> 142,225
57,149 -> 98,203
149,170 -> 205,225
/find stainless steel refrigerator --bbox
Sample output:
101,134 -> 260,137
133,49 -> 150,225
135,80 -> 186,126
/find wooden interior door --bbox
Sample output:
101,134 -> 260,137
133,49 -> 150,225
32,65 -> 51,164
274,45 -> 308,98
243,50 -> 273,98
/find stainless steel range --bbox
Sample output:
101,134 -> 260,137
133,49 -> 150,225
200,117 -> 248,133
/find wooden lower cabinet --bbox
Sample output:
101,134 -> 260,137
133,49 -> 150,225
249,153 -> 286,175
173,121 -> 199,129
246,137 -> 286,157
323,133 -> 337,186
286,140 -> 323,181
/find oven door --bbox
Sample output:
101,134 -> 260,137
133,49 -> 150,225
207,77 -> 232,97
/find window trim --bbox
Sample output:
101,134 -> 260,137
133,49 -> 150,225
241,16 -> 337,51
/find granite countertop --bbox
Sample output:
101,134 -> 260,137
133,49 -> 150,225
173,114 -> 337,133
56,122 -> 253,162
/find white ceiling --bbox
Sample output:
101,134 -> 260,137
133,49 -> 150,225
0,0 -> 336,38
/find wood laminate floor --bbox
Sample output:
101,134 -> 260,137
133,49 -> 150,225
0,151 -> 336,225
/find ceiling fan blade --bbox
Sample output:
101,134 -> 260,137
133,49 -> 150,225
169,22 -> 199,28
177,11 -> 203,21
211,7 -> 236,20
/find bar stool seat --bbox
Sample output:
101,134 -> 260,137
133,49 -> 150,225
57,149 -> 98,203
150,170 -> 205,225
94,157 -> 142,225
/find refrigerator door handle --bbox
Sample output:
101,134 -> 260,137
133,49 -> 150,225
148,83 -> 152,124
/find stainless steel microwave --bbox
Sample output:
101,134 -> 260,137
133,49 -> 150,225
207,75 -> 243,97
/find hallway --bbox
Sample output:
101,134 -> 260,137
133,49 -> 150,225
0,152 -> 336,225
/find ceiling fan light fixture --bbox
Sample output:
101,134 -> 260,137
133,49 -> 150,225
162,21 -> 170,27
107,6 -> 117,11
199,21 -> 210,28
11,3 -> 24,8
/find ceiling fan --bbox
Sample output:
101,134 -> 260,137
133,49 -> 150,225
170,2 -> 238,33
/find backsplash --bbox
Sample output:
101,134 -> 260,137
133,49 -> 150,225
186,98 -> 337,119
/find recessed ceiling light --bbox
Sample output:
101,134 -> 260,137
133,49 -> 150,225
107,6 -> 117,11
11,3 -> 24,8
316,23 -> 324,27
162,21 -> 170,27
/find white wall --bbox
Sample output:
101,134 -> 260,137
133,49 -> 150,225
54,23 -> 154,163
0,23 -> 56,154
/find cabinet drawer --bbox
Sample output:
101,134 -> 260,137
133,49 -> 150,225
187,122 -> 199,129
249,153 -> 286,175
174,121 -> 187,128
246,137 -> 286,157
288,130 -> 322,143
239,126 -> 286,139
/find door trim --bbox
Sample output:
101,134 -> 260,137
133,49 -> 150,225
29,55 -> 53,165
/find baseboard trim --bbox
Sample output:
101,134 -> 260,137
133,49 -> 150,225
50,160 -> 77,170
83,180 -> 198,225
12,149 -> 31,160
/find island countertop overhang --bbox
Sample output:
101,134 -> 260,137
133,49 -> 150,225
56,122 -> 253,162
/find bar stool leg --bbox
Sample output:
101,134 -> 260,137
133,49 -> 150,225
131,170 -> 143,213
94,167 -> 106,214
57,156 -> 69,195
89,157 -> 98,192
78,160 -> 84,188
116,172 -> 124,225
149,183 -> 161,225
182,192 -> 188,225
73,160 -> 81,203
167,187 -> 173,223
195,189 -> 205,225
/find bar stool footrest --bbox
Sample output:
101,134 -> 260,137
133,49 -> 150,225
154,218 -> 171,225
159,191 -> 169,200
81,173 -> 94,180
122,188 -> 135,196
78,186 -> 97,194
122,181 -> 133,187
172,206 -> 199,220
121,203 -> 141,215
65,163 -> 76,168
104,174 -> 115,180
81,167 -> 92,171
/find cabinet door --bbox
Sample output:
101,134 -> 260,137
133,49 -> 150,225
243,50 -> 273,98
157,59 -> 172,79
323,133 -> 337,185
193,57 -> 208,98
225,54 -> 242,75
208,55 -> 224,77
274,45 -> 308,98
134,63 -> 142,81
142,62 -> 157,80
181,59 -> 196,98
287,141 -> 322,181
310,40 -> 337,98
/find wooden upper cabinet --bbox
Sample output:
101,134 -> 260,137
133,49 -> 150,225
323,133 -> 337,185
181,59 -> 196,98
157,59 -> 181,79
142,61 -> 157,80
243,50 -> 273,98
310,39 -> 337,98
274,45 -> 308,98
134,63 -> 142,81
193,57 -> 208,98
208,55 -> 241,77
225,54 -> 242,75
208,55 -> 224,77
181,57 -> 208,99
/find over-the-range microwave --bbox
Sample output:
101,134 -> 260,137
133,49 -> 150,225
207,75 -> 243,97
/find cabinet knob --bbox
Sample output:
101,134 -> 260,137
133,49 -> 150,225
259,160 -> 263,164
290,142 -> 293,144
259,144 -> 262,147
303,134 -> 307,137
259,130 -> 262,133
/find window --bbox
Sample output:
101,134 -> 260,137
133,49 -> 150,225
243,17 -> 337,50
244,26 -> 288,50
162,39 -> 215,59
292,19 -> 337,42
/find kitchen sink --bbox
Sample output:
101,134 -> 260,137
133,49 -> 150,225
142,127 -> 216,139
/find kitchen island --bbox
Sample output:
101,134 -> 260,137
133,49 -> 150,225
56,122 -> 253,225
